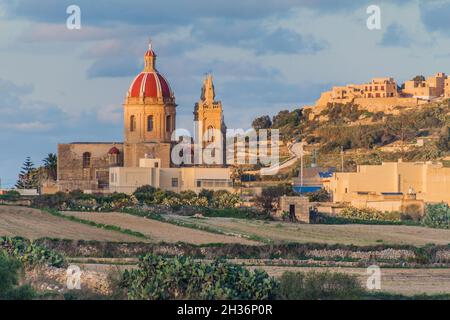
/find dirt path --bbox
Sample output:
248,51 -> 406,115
62,211 -> 259,245
0,206 -> 144,242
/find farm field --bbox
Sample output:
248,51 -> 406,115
0,206 -> 144,242
253,266 -> 450,296
61,211 -> 259,245
163,215 -> 450,246
76,262 -> 450,296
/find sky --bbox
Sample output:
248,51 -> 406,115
2,0 -> 450,187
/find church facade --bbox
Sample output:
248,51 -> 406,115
57,44 -> 228,193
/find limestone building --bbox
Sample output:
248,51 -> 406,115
325,160 -> 450,212
57,44 -> 230,193
403,73 -> 447,99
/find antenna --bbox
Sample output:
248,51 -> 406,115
148,37 -> 152,50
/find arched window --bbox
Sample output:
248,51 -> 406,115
147,115 -> 154,132
207,126 -> 215,142
166,115 -> 171,132
82,152 -> 91,168
130,115 -> 136,132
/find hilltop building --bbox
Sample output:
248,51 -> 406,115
57,44 -> 232,194
305,72 -> 450,119
325,160 -> 450,213
403,73 -> 447,100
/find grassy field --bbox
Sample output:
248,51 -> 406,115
0,206 -> 144,242
61,211 -> 259,245
163,215 -> 450,246
2,206 -> 450,297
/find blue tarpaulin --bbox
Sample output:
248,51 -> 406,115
293,186 -> 322,194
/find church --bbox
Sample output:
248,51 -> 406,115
57,43 -> 232,194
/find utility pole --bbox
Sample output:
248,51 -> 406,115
300,142 -> 305,189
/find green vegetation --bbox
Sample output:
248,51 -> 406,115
0,190 -> 21,201
422,203 -> 450,229
0,236 -> 65,268
254,184 -> 294,212
253,103 -> 450,169
0,251 -> 35,300
121,254 -> 277,300
31,187 -> 243,214
15,156 -> 38,189
338,207 -> 402,222
32,191 -> 138,212
306,189 -> 330,202
276,271 -> 365,300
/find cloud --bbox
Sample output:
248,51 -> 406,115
419,0 -> 450,36
87,56 -> 141,78
2,0 -> 370,26
7,121 -> 52,131
192,18 -> 325,55
253,28 -> 326,54
97,105 -> 122,124
0,79 -> 33,106
379,23 -> 413,48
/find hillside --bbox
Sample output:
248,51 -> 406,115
252,100 -> 450,173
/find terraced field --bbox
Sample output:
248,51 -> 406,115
0,206 -> 143,242
163,215 -> 450,246
61,211 -> 259,245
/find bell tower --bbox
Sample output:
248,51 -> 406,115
194,74 -> 227,160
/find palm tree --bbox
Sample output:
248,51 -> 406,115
43,153 -> 57,181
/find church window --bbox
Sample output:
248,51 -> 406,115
207,126 -> 215,142
82,152 -> 91,168
166,115 -> 171,132
147,115 -> 154,132
130,115 -> 136,132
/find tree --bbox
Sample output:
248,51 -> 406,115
437,126 -> 450,152
412,75 -> 425,82
15,157 -> 38,189
0,251 -> 35,300
43,153 -> 57,181
252,115 -> 272,130
255,184 -> 294,212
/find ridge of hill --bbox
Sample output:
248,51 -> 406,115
251,100 -> 450,174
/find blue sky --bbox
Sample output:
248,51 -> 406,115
1,0 -> 450,187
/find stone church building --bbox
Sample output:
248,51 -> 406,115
57,43 -> 227,193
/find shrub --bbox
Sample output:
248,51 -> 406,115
422,203 -> 450,229
121,254 -> 277,300
211,190 -> 241,208
255,184 -> 294,212
133,185 -> 157,203
275,271 -> 365,300
307,189 -> 330,202
339,207 -> 401,222
0,251 -> 35,300
0,237 -> 65,268
0,190 -> 21,201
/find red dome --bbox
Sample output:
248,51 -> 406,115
128,72 -> 173,99
108,147 -> 120,155
127,44 -> 174,99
